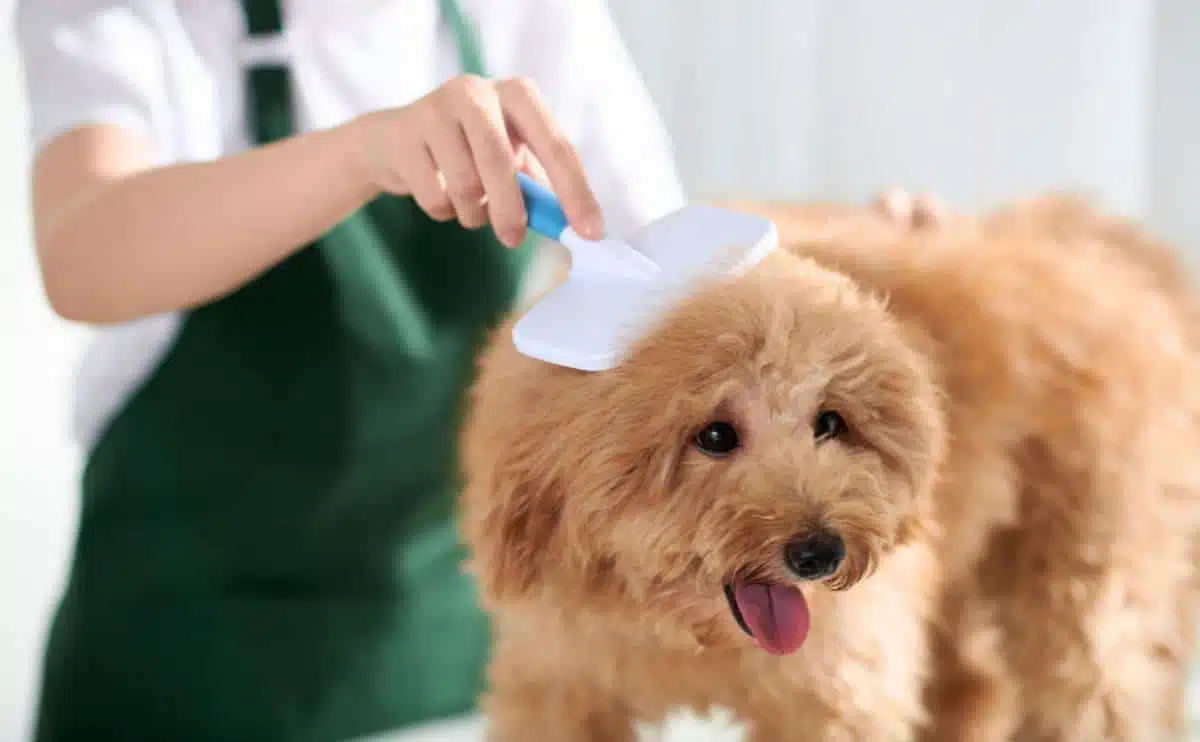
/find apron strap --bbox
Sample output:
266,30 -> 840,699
238,0 -> 490,146
437,0 -> 488,78
242,0 -> 282,36
239,0 -> 289,145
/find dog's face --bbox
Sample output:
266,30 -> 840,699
461,251 -> 945,655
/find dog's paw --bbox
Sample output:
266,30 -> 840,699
873,188 -> 947,230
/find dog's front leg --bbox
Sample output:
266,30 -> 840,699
749,712 -> 919,742
481,644 -> 637,742
482,681 -> 636,742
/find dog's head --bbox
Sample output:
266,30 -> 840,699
461,249 -> 945,655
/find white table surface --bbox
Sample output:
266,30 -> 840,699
359,711 -> 750,742
362,715 -> 483,742
357,649 -> 1200,742
358,676 -> 1200,742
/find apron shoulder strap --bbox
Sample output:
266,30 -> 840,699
236,0 -> 489,75
437,0 -> 488,77
241,0 -> 283,37
237,0 -> 490,144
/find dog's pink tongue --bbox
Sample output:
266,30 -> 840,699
733,582 -> 810,655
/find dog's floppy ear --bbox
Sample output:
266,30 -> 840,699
459,393 -> 567,604
883,412 -> 942,551
895,492 -> 936,546
460,469 -> 564,603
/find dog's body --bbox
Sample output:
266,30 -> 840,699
460,195 -> 1200,741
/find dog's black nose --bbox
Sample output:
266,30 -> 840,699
783,531 -> 846,581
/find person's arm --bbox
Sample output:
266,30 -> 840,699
20,2 -> 605,326
17,0 -> 353,324
33,122 -> 378,323
34,69 -> 606,326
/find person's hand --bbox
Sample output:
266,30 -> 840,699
346,75 -> 604,248
873,188 -> 947,230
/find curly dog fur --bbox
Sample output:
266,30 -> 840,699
459,193 -> 1200,741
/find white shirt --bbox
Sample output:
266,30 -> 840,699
16,0 -> 686,450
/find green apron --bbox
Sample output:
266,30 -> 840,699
33,1 -> 530,739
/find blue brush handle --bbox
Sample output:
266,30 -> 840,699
518,172 -> 569,241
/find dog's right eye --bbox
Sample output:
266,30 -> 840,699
695,421 -> 740,457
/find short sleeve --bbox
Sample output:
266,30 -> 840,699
566,1 -> 688,235
506,0 -> 687,237
15,0 -> 169,155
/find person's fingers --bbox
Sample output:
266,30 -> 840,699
497,76 -> 603,240
515,143 -> 551,188
912,193 -> 947,228
874,188 -> 916,225
873,188 -> 948,230
405,142 -> 455,222
450,77 -> 527,247
423,88 -> 489,229
425,123 -> 488,228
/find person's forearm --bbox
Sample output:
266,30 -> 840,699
37,121 -> 380,323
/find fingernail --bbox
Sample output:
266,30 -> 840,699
502,228 -> 525,248
581,213 -> 604,240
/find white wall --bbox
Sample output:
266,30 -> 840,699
0,2 -> 88,740
2,2 -> 1199,740
610,0 -> 1200,257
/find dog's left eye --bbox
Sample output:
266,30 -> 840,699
813,410 -> 846,442
695,421 -> 740,457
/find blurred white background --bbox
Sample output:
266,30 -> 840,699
0,1 -> 88,740
3,1 -> 1200,740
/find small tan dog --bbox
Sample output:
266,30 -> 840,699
459,191 -> 1200,742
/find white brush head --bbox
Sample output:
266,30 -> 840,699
512,205 -> 779,371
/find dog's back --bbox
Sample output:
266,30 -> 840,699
465,194 -> 1200,742
756,196 -> 1200,741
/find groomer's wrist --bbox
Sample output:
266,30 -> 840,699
323,116 -> 388,204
